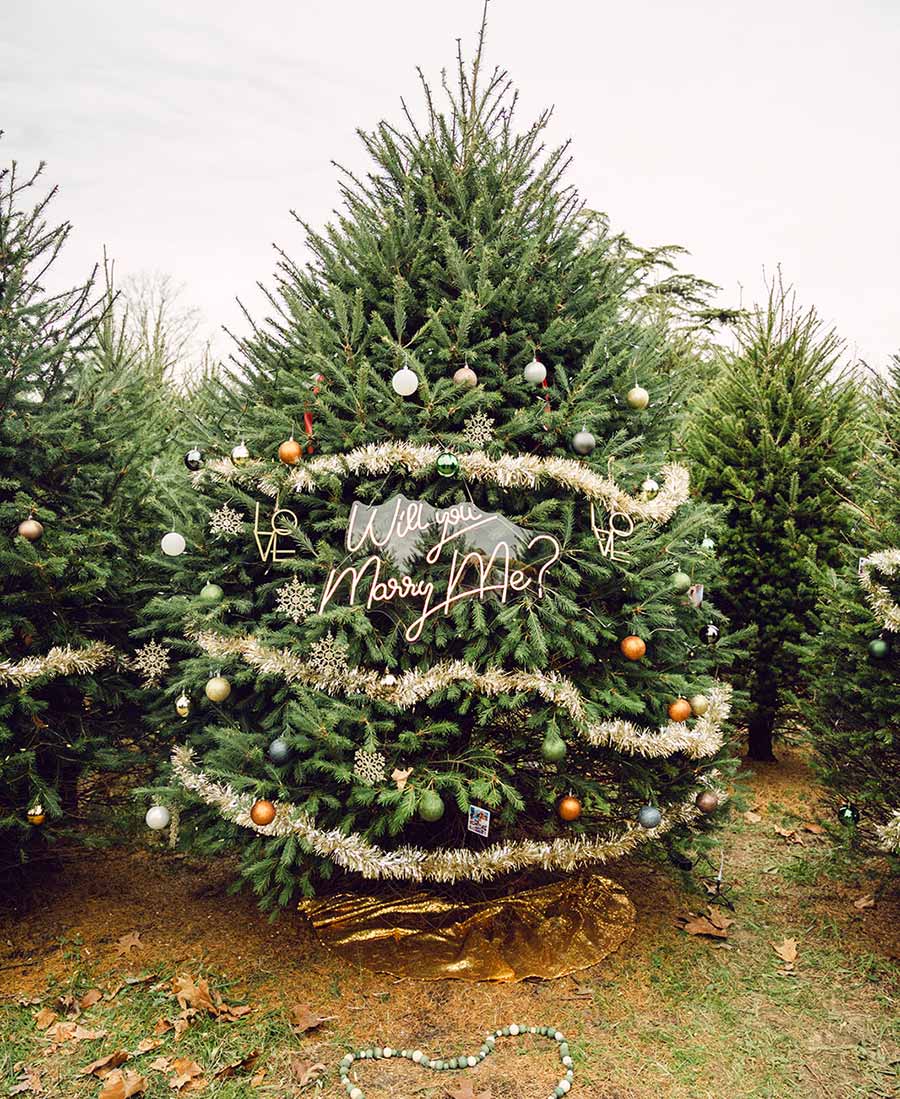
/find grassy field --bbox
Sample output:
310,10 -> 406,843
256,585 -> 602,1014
1,749 -> 897,1099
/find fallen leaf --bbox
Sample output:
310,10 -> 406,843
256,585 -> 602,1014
114,932 -> 144,959
153,1018 -> 174,1036
392,766 -> 413,791
172,976 -> 217,1015
445,1083 -> 492,1099
135,1037 -> 163,1054
250,1068 -> 266,1087
48,1022 -> 106,1043
290,1057 -> 326,1087
802,822 -> 825,834
288,1003 -> 335,1033
774,825 -> 795,838
99,1070 -> 147,1099
214,1050 -> 261,1080
79,1050 -> 129,1078
34,1008 -> 57,1030
8,1069 -> 42,1095
217,1003 -> 252,1022
80,989 -> 104,1010
168,1057 -> 204,1091
173,1013 -> 193,1041
149,1057 -> 172,1073
853,894 -> 876,910
771,938 -> 799,966
675,907 -> 733,939
743,810 -> 762,824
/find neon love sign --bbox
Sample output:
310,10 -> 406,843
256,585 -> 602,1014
318,494 -> 562,642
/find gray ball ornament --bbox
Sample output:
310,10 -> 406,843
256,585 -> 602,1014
638,805 -> 662,829
268,737 -> 291,764
572,427 -> 596,456
145,805 -> 171,831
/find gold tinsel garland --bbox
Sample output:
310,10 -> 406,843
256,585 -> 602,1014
190,629 -> 732,760
0,642 -> 119,688
193,443 -> 691,525
171,744 -> 726,883
859,548 -> 900,632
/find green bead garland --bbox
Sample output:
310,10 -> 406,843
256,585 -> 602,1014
336,1024 -> 576,1098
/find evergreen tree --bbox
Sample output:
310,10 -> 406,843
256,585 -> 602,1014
0,161 -> 175,868
140,36 -> 741,907
686,288 -> 863,760
799,357 -> 899,857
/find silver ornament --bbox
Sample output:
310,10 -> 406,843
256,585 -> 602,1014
145,805 -> 171,831
638,805 -> 662,829
523,358 -> 547,385
572,427 -> 596,455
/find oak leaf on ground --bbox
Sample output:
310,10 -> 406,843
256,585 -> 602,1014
214,1050 -> 260,1079
79,1051 -> 129,1078
114,933 -> 144,959
98,1070 -> 147,1099
80,990 -> 103,1010
148,1057 -> 171,1073
34,1008 -> 57,1030
771,937 -> 799,971
135,1037 -> 163,1054
675,906 -> 734,939
853,894 -> 876,910
289,1057 -> 326,1086
288,1003 -> 336,1033
168,1058 -> 204,1092
8,1069 -> 43,1095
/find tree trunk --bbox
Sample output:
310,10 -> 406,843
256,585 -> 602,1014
747,660 -> 778,761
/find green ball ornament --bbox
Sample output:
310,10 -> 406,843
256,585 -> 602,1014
435,452 -> 460,479
199,582 -> 224,605
671,571 -> 692,594
540,732 -> 567,763
868,638 -> 889,659
418,789 -> 445,822
837,803 -> 860,826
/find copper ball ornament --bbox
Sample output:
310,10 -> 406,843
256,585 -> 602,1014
204,675 -> 232,702
17,518 -> 44,542
558,795 -> 582,822
668,698 -> 692,723
278,437 -> 303,465
27,805 -> 45,826
620,635 -> 647,661
250,799 -> 276,826
453,365 -> 478,387
695,790 -> 719,814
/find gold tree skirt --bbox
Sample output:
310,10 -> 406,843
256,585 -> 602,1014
298,874 -> 635,981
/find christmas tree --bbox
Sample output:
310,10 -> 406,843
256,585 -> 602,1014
0,160 -> 177,867
799,357 -> 899,856
686,288 -> 863,760
141,33 -> 739,906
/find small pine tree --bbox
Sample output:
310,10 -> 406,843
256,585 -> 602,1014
686,287 -> 863,760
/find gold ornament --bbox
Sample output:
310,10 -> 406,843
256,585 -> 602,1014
250,798 -> 276,825
620,635 -> 646,661
231,440 -> 250,464
667,698 -> 692,723
17,517 -> 44,542
690,693 -> 710,716
27,804 -> 45,825
626,385 -> 649,410
175,692 -> 191,717
278,437 -> 303,465
558,795 -> 582,822
452,365 -> 478,387
204,675 -> 231,702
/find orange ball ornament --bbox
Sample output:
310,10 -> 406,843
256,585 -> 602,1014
558,795 -> 582,822
667,698 -> 692,723
278,437 -> 303,465
250,799 -> 276,826
620,635 -> 646,661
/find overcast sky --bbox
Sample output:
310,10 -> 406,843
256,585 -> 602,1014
2,0 -> 898,369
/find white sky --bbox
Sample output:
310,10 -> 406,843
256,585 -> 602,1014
2,0 -> 898,370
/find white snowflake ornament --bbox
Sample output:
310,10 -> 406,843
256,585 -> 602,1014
275,577 -> 317,623
353,749 -> 387,786
463,410 -> 495,449
208,503 -> 245,539
132,640 -> 171,687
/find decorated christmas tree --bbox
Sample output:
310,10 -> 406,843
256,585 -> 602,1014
140,35 -> 739,906
799,357 -> 899,857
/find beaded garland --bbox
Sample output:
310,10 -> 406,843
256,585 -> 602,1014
338,1024 -> 576,1098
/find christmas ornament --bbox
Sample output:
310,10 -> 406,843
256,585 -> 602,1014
667,698 -> 692,723
837,803 -> 860,826
17,517 -> 44,542
208,503 -> 244,539
435,452 -> 460,478
268,737 -> 291,764
391,365 -> 419,397
701,536 -> 716,552
231,440 -> 250,464
453,365 -> 477,387
418,789 -> 445,822
250,799 -> 276,826
462,410 -> 495,448
541,731 -> 567,763
26,804 -> 45,826
523,357 -> 547,385
183,447 -> 204,471
274,576 -> 316,623
690,693 -> 710,716
278,436 -> 303,465
868,637 -> 889,659
620,635 -> 647,661
695,790 -> 719,814
205,674 -> 232,702
688,583 -> 705,608
671,571 -> 692,594
353,749 -> 388,786
558,794 -> 582,822
198,582 -> 224,605
699,624 -> 720,645
175,692 -> 191,718
160,531 -> 186,556
638,805 -> 662,829
640,478 -> 660,499
145,805 -> 171,831
132,640 -> 171,687
626,385 -> 649,410
572,427 -> 596,456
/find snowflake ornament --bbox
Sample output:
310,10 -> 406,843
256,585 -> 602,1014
353,749 -> 387,786
208,503 -> 244,539
308,632 -> 350,681
275,577 -> 317,624
463,410 -> 495,449
132,640 -> 171,687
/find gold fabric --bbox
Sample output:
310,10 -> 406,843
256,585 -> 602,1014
298,874 -> 634,982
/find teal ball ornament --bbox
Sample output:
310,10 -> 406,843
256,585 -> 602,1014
868,637 -> 889,659
638,805 -> 662,829
540,732 -> 567,763
199,582 -> 224,605
268,737 -> 291,764
435,452 -> 460,479
671,571 -> 692,594
418,789 -> 445,822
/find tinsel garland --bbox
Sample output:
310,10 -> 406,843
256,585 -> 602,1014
194,444 -> 691,525
875,809 -> 900,854
0,642 -> 118,688
191,629 -> 732,760
859,548 -> 900,632
171,744 -> 726,883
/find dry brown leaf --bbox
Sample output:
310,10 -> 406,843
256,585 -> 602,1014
771,937 -> 799,966
8,1069 -> 42,1095
153,1018 -> 174,1036
445,1083 -> 492,1099
135,1037 -> 163,1054
743,810 -> 762,824
47,1022 -> 77,1043
114,932 -> 144,959
168,1058 -> 204,1091
853,894 -> 876,910
392,766 -> 413,791
149,1057 -> 172,1073
802,821 -> 825,834
288,1003 -> 335,1033
171,976 -> 217,1015
80,989 -> 103,1010
214,1051 -> 260,1080
79,1050 -> 129,1078
289,1057 -> 326,1087
774,825 -> 795,838
676,906 -> 733,939
98,1069 -> 147,1099
217,1003 -> 252,1022
249,1068 -> 266,1087
34,1008 -> 57,1030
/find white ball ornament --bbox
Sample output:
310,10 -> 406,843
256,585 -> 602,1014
572,427 -> 596,455
160,531 -> 186,556
391,365 -> 419,397
145,805 -> 171,830
523,357 -> 547,385
626,385 -> 650,410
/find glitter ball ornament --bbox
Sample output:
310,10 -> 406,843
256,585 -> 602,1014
695,790 -> 719,814
418,789 -> 445,822
435,452 -> 460,478
231,440 -> 250,464
391,365 -> 419,397
626,385 -> 649,410
183,447 -> 204,471
620,635 -> 647,661
638,805 -> 662,829
250,799 -> 276,826
145,805 -> 171,831
640,478 -> 660,499
690,693 -> 710,716
175,692 -> 191,718
27,805 -> 45,826
558,795 -> 582,822
699,624 -> 720,645
523,357 -> 547,385
541,731 -> 567,763
198,582 -> 224,605
572,427 -> 596,455
278,437 -> 302,464
205,675 -> 232,702
453,365 -> 478,387
837,803 -> 860,826
868,637 -> 889,659
268,737 -> 291,764
160,531 -> 186,556
668,698 -> 692,723
672,571 -> 692,594
17,517 -> 44,542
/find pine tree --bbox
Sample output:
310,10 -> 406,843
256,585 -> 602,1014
686,288 -> 863,760
0,161 -> 175,868
140,32 -> 740,907
799,357 -> 899,856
